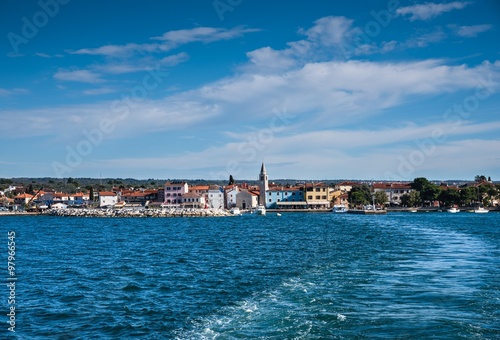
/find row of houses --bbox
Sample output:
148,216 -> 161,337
5,163 -> 424,210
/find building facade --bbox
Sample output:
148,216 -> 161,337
164,181 -> 189,206
265,187 -> 306,209
207,185 -> 224,209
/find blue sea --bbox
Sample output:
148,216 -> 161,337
1,212 -> 499,339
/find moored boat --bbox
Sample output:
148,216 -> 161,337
230,207 -> 241,215
256,205 -> 266,215
447,207 -> 460,213
332,205 -> 348,213
474,207 -> 489,214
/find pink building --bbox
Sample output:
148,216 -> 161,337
164,181 -> 189,206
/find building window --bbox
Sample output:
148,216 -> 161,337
315,188 -> 320,192
308,195 -> 312,199
316,195 -> 320,199
166,187 -> 171,190
269,199 -> 272,202
322,196 -> 327,199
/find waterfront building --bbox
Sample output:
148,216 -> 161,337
304,183 -> 331,209
98,191 -> 118,207
182,192 -> 206,208
14,193 -> 34,206
225,185 -> 240,209
164,181 -> 189,206
190,185 -> 210,204
208,185 -> 224,209
236,189 -> 259,210
372,183 -> 413,206
265,186 -> 306,209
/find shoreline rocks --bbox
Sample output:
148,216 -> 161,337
44,207 -> 232,218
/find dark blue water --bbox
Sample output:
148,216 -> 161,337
1,212 -> 499,339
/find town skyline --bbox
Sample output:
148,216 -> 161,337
1,1 -> 499,180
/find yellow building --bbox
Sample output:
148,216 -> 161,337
304,183 -> 331,209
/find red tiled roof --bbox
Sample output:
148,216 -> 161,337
190,185 -> 209,191
182,192 -> 201,198
99,191 -> 117,196
15,193 -> 33,199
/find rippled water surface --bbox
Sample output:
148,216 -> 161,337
1,212 -> 499,338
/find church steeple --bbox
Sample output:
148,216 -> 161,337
259,162 -> 268,205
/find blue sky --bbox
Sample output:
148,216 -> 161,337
1,0 -> 499,181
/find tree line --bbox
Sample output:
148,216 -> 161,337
348,176 -> 499,208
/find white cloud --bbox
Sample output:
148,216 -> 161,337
396,1 -> 472,21
152,26 -> 260,45
54,69 -> 104,83
82,87 -> 117,96
72,26 -> 259,57
404,30 -> 447,48
0,88 -> 29,97
74,122 -> 500,180
34,52 -> 64,58
455,24 -> 493,37
5,58 -> 499,141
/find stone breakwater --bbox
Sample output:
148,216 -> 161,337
44,208 -> 232,218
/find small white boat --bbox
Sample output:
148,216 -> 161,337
409,209 -> 417,213
256,205 -> 266,215
332,205 -> 348,213
447,207 -> 460,213
276,213 -> 282,217
474,207 -> 489,214
230,207 -> 241,215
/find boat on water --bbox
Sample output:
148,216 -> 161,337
256,205 -> 266,215
332,205 -> 348,213
409,209 -> 418,213
447,207 -> 460,213
474,207 -> 489,214
230,207 -> 241,215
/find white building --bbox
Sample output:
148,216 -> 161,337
225,186 -> 240,208
236,190 -> 259,210
373,183 -> 413,205
98,191 -> 118,207
182,192 -> 206,208
208,185 -> 224,209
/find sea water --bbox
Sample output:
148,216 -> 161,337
1,212 -> 499,338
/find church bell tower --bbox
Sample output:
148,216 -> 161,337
259,162 -> 269,206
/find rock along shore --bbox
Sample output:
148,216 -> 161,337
44,208 -> 232,218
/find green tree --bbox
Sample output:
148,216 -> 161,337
460,187 -> 476,206
411,177 -> 440,205
374,191 -> 388,205
349,184 -> 371,205
401,191 -> 421,207
228,175 -> 235,185
438,189 -> 460,207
